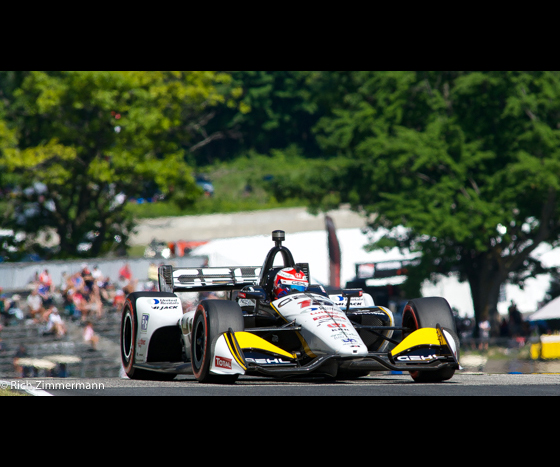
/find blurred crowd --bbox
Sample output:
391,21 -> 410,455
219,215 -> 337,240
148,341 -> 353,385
455,300 -> 537,350
0,262 -> 152,376
0,262 -> 150,344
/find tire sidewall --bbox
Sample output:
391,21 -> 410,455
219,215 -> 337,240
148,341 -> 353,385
121,298 -> 136,376
401,297 -> 459,382
191,304 -> 210,380
190,299 -> 244,383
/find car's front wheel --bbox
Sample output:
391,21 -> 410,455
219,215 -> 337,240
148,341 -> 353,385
191,299 -> 244,384
401,297 -> 460,383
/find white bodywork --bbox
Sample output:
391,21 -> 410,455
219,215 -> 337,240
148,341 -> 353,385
132,295 -> 183,364
131,289 -> 393,377
273,293 -> 369,357
196,291 -> 392,376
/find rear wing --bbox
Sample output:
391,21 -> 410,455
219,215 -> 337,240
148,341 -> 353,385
158,265 -> 261,293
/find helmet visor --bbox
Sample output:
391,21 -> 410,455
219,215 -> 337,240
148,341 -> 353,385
276,282 -> 307,298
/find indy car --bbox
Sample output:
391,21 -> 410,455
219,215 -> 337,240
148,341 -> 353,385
121,230 -> 462,383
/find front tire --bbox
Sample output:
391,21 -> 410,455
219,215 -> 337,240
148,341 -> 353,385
401,297 -> 460,383
191,299 -> 244,384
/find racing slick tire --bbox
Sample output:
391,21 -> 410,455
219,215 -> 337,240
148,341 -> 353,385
191,299 -> 244,384
121,293 -> 177,381
401,297 -> 460,383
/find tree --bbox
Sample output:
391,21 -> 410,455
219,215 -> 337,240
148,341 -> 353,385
267,71 -> 560,336
0,71 -> 238,258
193,71 -> 329,165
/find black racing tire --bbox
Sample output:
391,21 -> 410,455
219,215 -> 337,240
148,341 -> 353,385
191,299 -> 244,384
120,293 -> 177,381
401,297 -> 460,383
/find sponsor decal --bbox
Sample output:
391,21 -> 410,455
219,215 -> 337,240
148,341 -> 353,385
300,298 -> 335,309
137,338 -> 147,357
396,354 -> 438,362
245,357 -> 292,365
149,298 -> 179,309
277,297 -> 293,308
215,356 -> 232,370
141,314 -> 149,332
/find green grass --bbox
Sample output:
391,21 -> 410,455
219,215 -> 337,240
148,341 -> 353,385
0,387 -> 28,397
126,154 -> 305,220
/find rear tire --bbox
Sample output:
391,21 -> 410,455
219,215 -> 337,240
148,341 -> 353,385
191,299 -> 244,384
401,297 -> 459,383
121,294 -> 177,381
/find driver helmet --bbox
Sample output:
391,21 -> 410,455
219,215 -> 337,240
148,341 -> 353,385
273,267 -> 308,299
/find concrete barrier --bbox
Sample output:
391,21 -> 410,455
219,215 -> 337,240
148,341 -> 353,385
0,255 -> 207,293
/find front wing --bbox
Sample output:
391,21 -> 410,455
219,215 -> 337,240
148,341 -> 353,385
133,324 -> 461,378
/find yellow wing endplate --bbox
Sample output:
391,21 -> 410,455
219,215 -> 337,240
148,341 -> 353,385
390,328 -> 442,357
234,332 -> 297,360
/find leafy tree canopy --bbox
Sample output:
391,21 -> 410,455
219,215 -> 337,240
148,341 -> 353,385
265,71 -> 560,327
0,70 -> 241,258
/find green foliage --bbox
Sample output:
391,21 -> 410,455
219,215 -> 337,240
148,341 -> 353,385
3,70 -> 560,332
0,71 -> 241,259
268,71 -> 560,323
191,71 -> 328,164
129,150 -> 304,219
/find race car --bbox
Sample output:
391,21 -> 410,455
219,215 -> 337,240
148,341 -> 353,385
121,230 -> 462,383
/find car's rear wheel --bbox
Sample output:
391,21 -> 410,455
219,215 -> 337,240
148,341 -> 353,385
191,299 -> 244,384
121,295 -> 176,381
401,297 -> 460,383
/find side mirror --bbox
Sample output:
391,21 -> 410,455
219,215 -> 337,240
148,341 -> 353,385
342,289 -> 363,298
342,288 -> 363,311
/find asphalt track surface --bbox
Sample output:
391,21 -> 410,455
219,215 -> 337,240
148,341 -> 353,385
6,372 -> 560,396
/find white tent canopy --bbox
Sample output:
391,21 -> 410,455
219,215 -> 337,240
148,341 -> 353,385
528,296 -> 560,321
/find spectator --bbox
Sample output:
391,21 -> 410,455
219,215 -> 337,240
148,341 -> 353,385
81,264 -> 94,291
39,268 -> 53,293
70,290 -> 89,321
3,294 -> 24,324
117,263 -> 137,294
117,273 -> 136,295
62,289 -> 80,321
0,288 -> 7,325
26,288 -> 45,322
113,289 -> 125,309
119,263 -> 132,281
102,279 -> 117,308
508,300 -> 523,337
70,271 -> 85,293
83,321 -> 99,351
92,265 -> 103,282
43,305 -> 67,338
83,283 -> 103,319
479,319 -> 490,350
